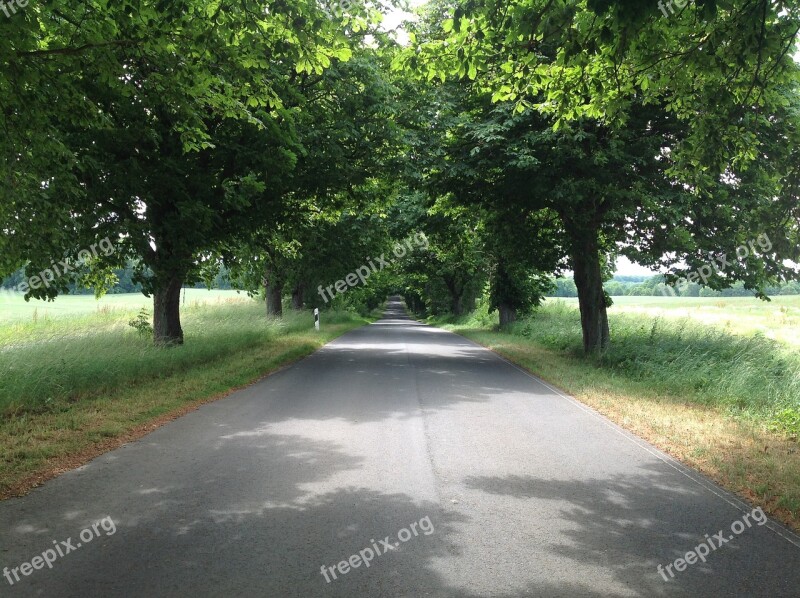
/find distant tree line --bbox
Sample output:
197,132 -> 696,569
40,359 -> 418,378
1,264 -> 232,295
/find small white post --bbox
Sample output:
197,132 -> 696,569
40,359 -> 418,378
314,308 -> 320,331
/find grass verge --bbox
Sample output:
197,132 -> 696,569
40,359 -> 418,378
428,300 -> 800,533
0,301 -> 372,499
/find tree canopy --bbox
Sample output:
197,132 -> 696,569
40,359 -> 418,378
2,0 -> 799,352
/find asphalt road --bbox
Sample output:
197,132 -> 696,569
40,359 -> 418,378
1,298 -> 799,597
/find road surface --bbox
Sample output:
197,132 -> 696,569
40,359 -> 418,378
1,299 -> 799,597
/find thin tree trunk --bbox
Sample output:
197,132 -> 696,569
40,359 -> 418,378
572,236 -> 609,353
153,276 -> 184,346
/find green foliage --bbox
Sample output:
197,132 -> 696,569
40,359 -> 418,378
394,1 -> 800,351
220,46 -> 405,316
0,301 -> 364,416
393,195 -> 488,316
0,0 -> 391,343
770,409 -> 800,438
3,0 -> 800,355
401,0 -> 800,174
489,260 -> 554,317
438,299 -> 800,427
128,309 -> 153,339
425,294 -> 497,328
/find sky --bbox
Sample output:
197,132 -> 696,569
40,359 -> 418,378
614,256 -> 660,277
381,0 -> 424,43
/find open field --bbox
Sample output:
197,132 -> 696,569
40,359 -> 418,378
548,295 -> 800,347
432,296 -> 800,530
0,297 -> 373,497
0,288 -> 248,324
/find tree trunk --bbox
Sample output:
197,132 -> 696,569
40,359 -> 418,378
445,278 -> 464,316
153,276 -> 184,346
572,236 -> 610,353
451,294 -> 464,316
463,293 -> 476,313
291,284 -> 304,310
498,303 -> 517,328
265,268 -> 283,317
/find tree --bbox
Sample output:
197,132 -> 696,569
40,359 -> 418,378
222,45 -> 403,316
0,0 -> 373,344
398,0 -> 800,352
394,196 -> 487,316
459,201 -> 561,327
402,0 -> 800,175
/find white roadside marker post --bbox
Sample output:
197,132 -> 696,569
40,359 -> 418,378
314,308 -> 320,331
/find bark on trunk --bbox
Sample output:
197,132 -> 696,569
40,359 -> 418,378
291,284 -> 304,310
572,237 -> 610,353
265,270 -> 283,317
153,276 -> 184,346
498,303 -> 517,328
445,278 -> 464,316
451,294 -> 464,316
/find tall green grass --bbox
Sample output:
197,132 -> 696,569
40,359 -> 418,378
433,299 -> 800,435
0,301 -> 362,416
